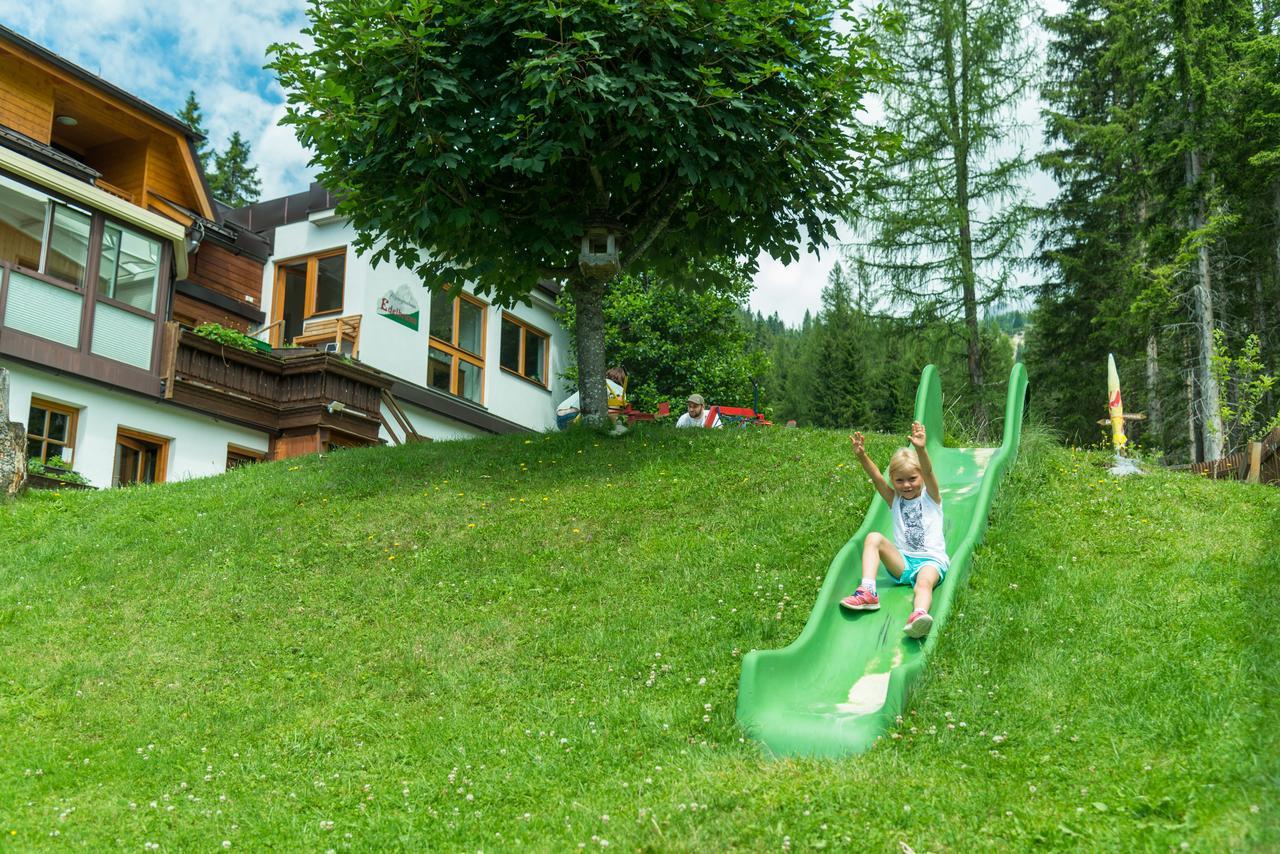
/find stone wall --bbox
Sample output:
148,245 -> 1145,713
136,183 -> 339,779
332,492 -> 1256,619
0,368 -> 28,497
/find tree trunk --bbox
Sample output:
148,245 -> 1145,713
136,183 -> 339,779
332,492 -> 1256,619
1185,361 -> 1201,464
1146,331 -> 1162,457
571,275 -> 609,425
1185,146 -> 1224,460
1269,182 -> 1280,414
942,0 -> 987,436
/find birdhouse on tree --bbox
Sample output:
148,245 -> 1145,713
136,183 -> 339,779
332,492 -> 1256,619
579,221 -> 621,280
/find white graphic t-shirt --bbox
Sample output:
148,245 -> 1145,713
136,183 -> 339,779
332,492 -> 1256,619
892,489 -> 948,567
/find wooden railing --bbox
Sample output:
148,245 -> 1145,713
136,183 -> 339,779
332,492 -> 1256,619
1170,427 -> 1280,485
94,179 -> 135,204
159,323 -> 393,443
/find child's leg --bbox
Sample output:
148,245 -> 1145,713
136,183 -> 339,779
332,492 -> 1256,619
862,533 -> 906,587
912,564 -> 941,613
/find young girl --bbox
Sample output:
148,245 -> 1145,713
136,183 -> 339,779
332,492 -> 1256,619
839,422 -> 948,639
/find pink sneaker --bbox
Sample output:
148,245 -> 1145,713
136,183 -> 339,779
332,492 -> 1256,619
840,587 -> 880,611
903,609 -> 933,638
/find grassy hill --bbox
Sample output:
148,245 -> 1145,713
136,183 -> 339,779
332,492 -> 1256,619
1,424 -> 1276,850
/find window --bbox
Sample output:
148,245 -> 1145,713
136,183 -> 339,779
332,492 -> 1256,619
500,314 -> 549,386
26,399 -> 78,465
271,249 -> 347,344
427,290 -> 486,403
113,428 -> 168,487
0,174 -> 92,286
97,223 -> 161,312
226,444 -> 266,471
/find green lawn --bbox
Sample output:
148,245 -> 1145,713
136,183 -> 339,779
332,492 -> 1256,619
1,424 -> 1276,850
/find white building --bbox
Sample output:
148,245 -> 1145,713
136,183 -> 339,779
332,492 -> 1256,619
0,28 -> 571,491
230,185 -> 571,443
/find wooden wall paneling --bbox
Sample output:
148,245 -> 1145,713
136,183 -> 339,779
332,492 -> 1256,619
82,137 -> 147,205
0,52 -> 54,142
170,292 -> 253,332
145,134 -> 200,213
187,243 -> 265,305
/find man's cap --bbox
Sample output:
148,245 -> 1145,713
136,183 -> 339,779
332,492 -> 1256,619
687,393 -> 705,406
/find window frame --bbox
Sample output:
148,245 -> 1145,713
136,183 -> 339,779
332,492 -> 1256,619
427,289 -> 487,404
26,398 -> 79,466
226,444 -> 266,471
499,312 -> 551,389
113,427 -> 169,487
270,247 -> 348,345
0,173 -> 95,289
95,221 -> 163,315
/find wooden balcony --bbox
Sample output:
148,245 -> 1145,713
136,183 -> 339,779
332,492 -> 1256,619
159,323 -> 393,449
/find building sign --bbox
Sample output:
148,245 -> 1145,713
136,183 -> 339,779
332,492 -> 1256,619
378,285 -> 420,330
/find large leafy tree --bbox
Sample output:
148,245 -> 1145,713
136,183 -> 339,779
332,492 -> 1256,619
558,265 -> 767,413
269,0 -> 893,423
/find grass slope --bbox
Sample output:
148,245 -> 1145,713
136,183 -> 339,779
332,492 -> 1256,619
0,425 -> 1276,850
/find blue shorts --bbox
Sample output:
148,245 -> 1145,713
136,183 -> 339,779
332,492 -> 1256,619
895,555 -> 948,587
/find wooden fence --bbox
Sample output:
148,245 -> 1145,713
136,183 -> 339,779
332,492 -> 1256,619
1169,427 -> 1280,485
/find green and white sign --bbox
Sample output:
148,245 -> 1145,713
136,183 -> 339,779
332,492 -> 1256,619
378,285 -> 420,330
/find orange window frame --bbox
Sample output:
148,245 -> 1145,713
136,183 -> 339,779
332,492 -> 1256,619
27,398 -> 78,466
428,290 -> 487,403
114,427 -> 169,486
226,443 -> 266,471
270,248 -> 347,345
500,313 -> 550,388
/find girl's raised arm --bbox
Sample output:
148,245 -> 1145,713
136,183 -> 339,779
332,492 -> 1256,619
851,433 -> 895,504
909,422 -> 941,503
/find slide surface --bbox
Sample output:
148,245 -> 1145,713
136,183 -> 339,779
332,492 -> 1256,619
735,363 -> 1029,758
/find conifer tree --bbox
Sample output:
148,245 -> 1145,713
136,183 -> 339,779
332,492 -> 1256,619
849,0 -> 1037,436
207,131 -> 263,207
177,90 -> 211,173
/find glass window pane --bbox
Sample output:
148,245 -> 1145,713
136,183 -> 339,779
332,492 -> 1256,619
98,225 -> 121,296
500,319 -> 521,372
457,300 -> 483,354
104,227 -> 160,312
27,438 -> 43,460
427,347 -> 452,393
115,442 -> 138,486
141,447 -> 158,484
458,360 -> 482,402
525,331 -> 546,383
47,410 -> 69,443
429,294 -> 454,342
0,175 -> 49,270
280,263 -> 307,342
27,404 -> 48,437
45,205 -> 92,287
314,253 -> 345,313
430,294 -> 455,343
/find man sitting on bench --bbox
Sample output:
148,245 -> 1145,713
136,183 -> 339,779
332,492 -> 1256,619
676,393 -> 722,429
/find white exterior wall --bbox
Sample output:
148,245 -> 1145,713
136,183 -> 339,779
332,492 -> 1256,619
3,359 -> 270,489
384,399 -> 488,442
264,213 -> 570,438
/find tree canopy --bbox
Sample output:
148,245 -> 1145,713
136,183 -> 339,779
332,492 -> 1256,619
270,0 -> 894,418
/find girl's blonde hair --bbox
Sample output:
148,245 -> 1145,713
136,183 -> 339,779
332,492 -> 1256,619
887,447 -> 921,479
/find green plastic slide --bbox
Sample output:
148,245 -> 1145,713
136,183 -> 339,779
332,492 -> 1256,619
736,362 -> 1029,758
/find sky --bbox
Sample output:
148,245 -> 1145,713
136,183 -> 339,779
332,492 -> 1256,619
0,1 -> 1059,327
